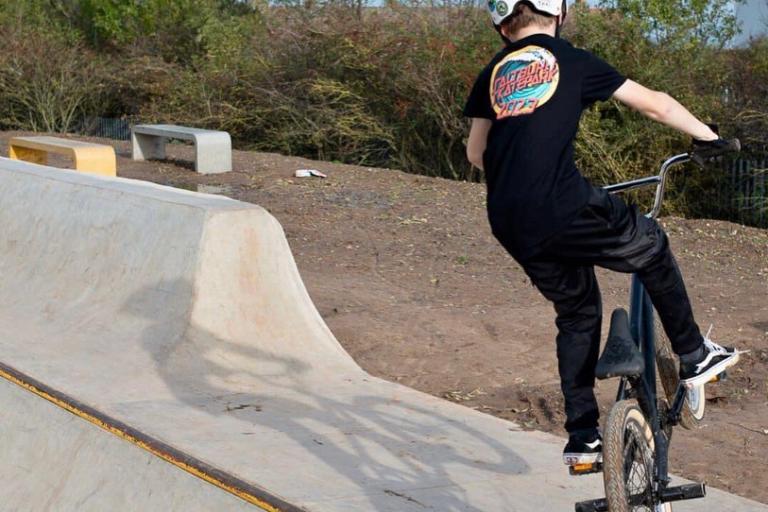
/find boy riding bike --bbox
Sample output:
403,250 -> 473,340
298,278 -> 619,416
463,0 -> 742,466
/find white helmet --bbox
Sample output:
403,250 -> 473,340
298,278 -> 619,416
487,0 -> 564,27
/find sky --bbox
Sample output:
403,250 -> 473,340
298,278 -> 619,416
733,0 -> 768,42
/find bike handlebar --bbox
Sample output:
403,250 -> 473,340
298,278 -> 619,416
604,138 -> 741,220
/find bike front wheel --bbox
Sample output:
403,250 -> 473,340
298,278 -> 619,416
603,400 -> 672,512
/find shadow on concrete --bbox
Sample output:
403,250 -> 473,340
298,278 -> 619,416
124,278 -> 530,511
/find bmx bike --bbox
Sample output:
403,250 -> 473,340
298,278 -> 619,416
573,138 -> 741,512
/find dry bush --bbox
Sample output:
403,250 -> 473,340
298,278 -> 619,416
0,29 -> 107,133
565,4 -> 739,215
2,1 -> 764,224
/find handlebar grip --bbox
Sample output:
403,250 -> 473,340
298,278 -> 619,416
691,138 -> 741,166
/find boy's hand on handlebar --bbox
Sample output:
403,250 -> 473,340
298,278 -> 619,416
694,122 -> 720,142
691,126 -> 741,166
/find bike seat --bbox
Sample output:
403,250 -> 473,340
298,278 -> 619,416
595,309 -> 645,379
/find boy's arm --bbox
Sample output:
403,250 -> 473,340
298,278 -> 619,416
467,118 -> 492,170
612,80 -> 718,141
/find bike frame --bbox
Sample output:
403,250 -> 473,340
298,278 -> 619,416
604,152 -> 703,503
576,146 -> 739,511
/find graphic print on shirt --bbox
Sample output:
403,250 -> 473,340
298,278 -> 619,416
490,45 -> 560,119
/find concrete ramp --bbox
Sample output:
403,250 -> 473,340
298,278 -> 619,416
0,157 -> 765,511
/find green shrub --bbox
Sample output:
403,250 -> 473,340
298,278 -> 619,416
0,0 -> 765,224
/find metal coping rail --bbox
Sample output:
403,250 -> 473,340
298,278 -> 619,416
0,361 -> 307,512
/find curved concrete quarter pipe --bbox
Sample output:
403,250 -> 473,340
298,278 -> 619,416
0,157 -> 765,512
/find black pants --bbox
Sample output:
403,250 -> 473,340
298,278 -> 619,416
513,187 -> 704,433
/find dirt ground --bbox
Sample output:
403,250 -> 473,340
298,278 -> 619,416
3,132 -> 767,504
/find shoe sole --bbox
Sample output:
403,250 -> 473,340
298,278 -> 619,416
682,352 -> 740,389
563,452 -> 602,466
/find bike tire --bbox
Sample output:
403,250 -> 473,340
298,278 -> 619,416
603,400 -> 671,512
654,318 -> 705,430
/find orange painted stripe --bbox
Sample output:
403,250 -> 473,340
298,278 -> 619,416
0,363 -> 305,512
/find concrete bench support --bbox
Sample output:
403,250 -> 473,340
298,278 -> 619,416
8,136 -> 116,177
131,124 -> 232,174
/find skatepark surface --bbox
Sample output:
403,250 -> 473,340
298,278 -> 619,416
0,157 -> 765,511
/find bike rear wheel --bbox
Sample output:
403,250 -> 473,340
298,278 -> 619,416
655,317 -> 705,429
603,400 -> 671,512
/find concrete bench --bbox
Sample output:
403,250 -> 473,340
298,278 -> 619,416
131,124 -> 232,174
8,136 -> 116,177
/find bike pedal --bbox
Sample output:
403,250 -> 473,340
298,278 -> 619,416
574,498 -> 608,512
569,462 -> 603,476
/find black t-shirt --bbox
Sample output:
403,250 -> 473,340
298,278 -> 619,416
463,33 -> 626,261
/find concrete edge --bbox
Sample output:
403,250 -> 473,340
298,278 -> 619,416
0,157 -> 249,210
0,361 -> 307,512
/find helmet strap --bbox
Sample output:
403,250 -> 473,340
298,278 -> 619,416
555,0 -> 567,38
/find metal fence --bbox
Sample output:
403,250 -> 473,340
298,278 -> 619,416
78,116 -> 135,141
721,158 -> 767,228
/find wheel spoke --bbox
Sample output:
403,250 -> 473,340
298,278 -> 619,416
604,403 -> 666,512
622,424 -> 654,511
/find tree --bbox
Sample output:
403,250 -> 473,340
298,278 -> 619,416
598,0 -> 744,48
